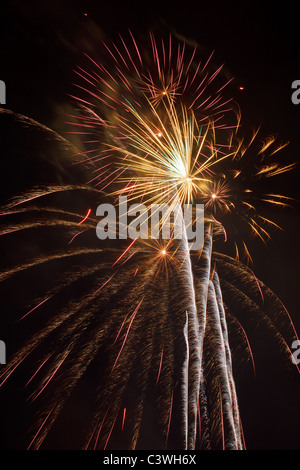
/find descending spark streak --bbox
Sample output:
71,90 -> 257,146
192,226 -> 213,447
233,318 -> 256,376
182,311 -> 189,450
68,228 -> 89,245
32,351 -> 70,401
25,354 -> 53,387
156,348 -> 164,385
170,206 -> 211,449
207,280 -> 242,449
112,239 -> 137,267
104,414 -> 118,450
121,407 -> 126,431
166,391 -> 174,446
212,271 -> 241,444
18,296 -> 52,322
112,299 -> 143,371
93,408 -> 110,450
173,203 -> 202,450
1,247 -> 104,282
128,299 -> 155,450
27,407 -> 54,450
0,348 -> 35,387
219,386 -> 225,450
93,273 -> 116,295
77,208 -> 91,225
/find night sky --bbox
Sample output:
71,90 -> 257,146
1,0 -> 300,451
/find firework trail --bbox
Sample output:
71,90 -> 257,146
0,32 -> 298,450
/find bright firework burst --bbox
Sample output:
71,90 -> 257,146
0,32 -> 298,451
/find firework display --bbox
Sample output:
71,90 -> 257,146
0,17 -> 299,454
